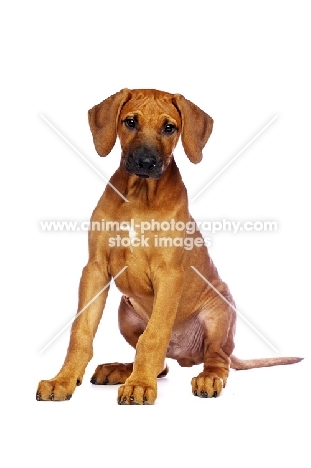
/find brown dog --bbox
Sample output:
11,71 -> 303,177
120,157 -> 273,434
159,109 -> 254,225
37,89 -> 302,404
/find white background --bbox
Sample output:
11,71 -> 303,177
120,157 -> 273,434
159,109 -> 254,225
1,1 -> 310,466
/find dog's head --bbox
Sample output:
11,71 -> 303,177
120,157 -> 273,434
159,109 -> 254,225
88,89 -> 213,179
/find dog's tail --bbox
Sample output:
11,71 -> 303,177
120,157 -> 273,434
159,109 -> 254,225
230,355 -> 303,370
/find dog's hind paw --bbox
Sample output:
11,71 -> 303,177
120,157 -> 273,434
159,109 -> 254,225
91,362 -> 133,385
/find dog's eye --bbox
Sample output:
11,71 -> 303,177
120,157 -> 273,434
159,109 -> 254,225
163,123 -> 176,134
124,118 -> 136,130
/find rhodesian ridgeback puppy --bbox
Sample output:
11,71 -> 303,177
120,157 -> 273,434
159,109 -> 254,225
37,89 -> 302,404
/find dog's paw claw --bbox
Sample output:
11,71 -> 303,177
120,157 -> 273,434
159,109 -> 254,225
36,392 -> 42,401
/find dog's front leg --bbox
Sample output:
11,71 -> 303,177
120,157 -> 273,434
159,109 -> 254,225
36,261 -> 110,401
117,270 -> 182,405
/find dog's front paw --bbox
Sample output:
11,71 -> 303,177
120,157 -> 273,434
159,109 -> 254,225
36,374 -> 82,401
191,371 -> 225,398
117,382 -> 157,405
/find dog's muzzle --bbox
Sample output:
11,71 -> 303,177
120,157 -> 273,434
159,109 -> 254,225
125,146 -> 163,179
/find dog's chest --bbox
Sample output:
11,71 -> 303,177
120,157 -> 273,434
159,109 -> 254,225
106,227 -> 154,298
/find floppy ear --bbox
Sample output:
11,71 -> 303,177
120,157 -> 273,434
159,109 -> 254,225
173,94 -> 213,164
88,88 -> 131,156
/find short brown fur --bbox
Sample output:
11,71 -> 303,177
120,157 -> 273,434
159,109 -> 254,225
37,89 -> 302,404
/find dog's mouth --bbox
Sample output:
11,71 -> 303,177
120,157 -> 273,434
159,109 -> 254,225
134,171 -> 163,180
132,170 -> 163,180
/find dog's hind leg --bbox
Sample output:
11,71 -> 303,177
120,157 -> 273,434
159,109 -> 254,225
90,296 -> 169,385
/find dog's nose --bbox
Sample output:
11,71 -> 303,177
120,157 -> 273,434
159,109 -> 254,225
128,146 -> 162,178
135,156 -> 157,173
